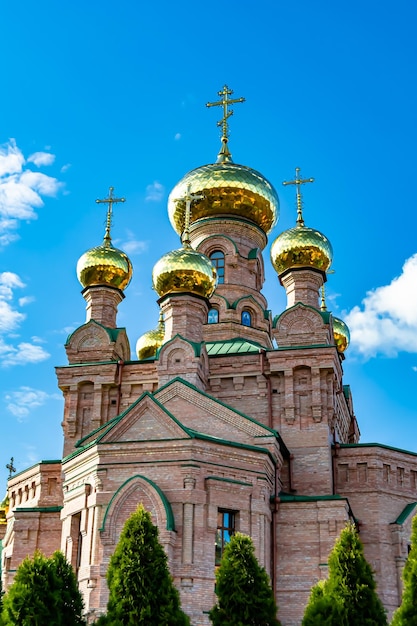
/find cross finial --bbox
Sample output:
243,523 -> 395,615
282,167 -> 314,226
96,187 -> 126,246
206,85 -> 245,162
174,185 -> 205,247
6,457 -> 16,479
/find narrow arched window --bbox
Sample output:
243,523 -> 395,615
241,310 -> 252,327
209,250 -> 225,284
208,308 -> 219,324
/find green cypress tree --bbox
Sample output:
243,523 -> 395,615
209,532 -> 281,626
1,550 -> 85,625
391,513 -> 417,626
302,523 -> 387,626
101,504 -> 189,625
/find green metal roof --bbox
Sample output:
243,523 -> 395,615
206,338 -> 264,356
394,502 -> 417,525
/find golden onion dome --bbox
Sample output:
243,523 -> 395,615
136,313 -> 165,360
152,246 -> 217,299
77,237 -> 132,291
333,316 -> 350,353
270,224 -> 333,275
168,160 -> 279,236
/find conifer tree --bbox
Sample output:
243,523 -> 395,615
101,504 -> 189,625
209,532 -> 281,626
302,522 -> 387,626
391,513 -> 417,626
1,550 -> 85,625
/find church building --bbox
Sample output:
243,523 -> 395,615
1,86 -> 417,625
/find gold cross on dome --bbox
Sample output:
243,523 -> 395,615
282,168 -> 314,226
206,85 -> 245,141
96,186 -> 126,242
6,457 -> 16,478
174,185 -> 205,247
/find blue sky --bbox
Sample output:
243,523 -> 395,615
1,0 -> 417,489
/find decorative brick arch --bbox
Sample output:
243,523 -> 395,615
100,475 -> 175,546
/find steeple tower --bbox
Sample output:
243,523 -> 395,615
270,168 -> 332,309
76,187 -> 132,328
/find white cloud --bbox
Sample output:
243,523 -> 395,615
0,139 -> 63,246
174,133 -> 181,141
0,139 -> 24,176
119,231 -> 148,255
346,253 -> 417,357
145,180 -> 164,202
18,295 -> 35,306
60,163 -> 71,173
27,152 -> 55,167
0,271 -> 49,365
1,341 -> 50,367
412,366 -> 417,372
5,386 -> 59,421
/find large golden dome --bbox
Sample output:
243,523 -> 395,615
333,316 -> 350,353
168,161 -> 279,236
77,239 -> 132,291
270,224 -> 333,275
152,247 -> 217,299
136,314 -> 165,360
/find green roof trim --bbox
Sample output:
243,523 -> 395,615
187,429 -> 275,460
394,502 -> 417,525
339,443 -> 417,458
100,474 -> 175,532
156,333 -> 202,358
65,320 -> 125,346
231,294 -> 266,314
272,343 -> 335,352
72,390 -> 191,452
206,338 -> 265,356
200,233 -> 239,254
14,506 -> 62,513
273,303 -> 331,329
206,476 -> 252,487
10,460 -> 61,480
155,376 -> 290,458
210,294 -> 231,308
248,248 -> 260,260
279,493 -> 347,503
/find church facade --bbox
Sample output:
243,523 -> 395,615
1,89 -> 417,625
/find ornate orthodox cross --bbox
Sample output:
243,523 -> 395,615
6,457 -> 16,479
206,85 -> 245,141
174,185 -> 205,247
96,187 -> 126,241
282,167 -> 314,226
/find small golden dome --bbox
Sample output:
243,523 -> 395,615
270,224 -> 333,275
168,161 -> 279,236
333,316 -> 350,353
77,239 -> 132,291
136,314 -> 165,360
152,247 -> 217,299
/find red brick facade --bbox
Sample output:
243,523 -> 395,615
2,157 -> 417,626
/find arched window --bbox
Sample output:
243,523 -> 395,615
241,310 -> 252,327
209,250 -> 225,284
208,308 -> 219,324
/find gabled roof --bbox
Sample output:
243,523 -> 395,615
64,376 -> 288,462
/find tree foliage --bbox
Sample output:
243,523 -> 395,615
209,532 -> 281,626
1,550 -> 85,626
302,523 -> 387,626
100,504 -> 189,625
391,513 -> 417,626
